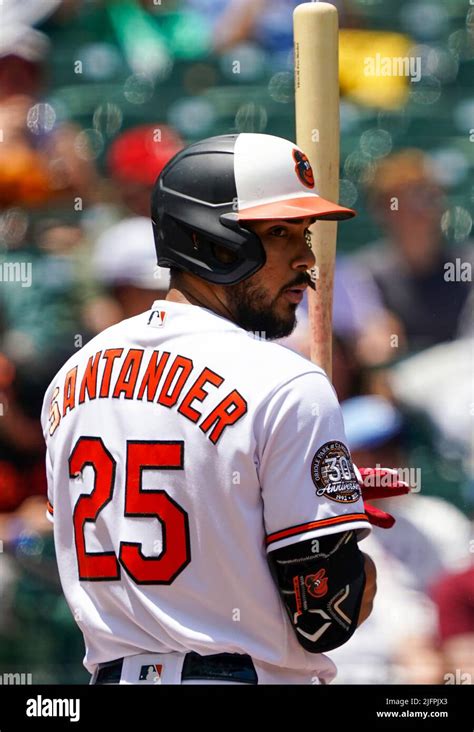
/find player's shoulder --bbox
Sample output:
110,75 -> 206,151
189,302 -> 333,397
237,334 -> 340,414
162,299 -> 328,383
239,330 -> 326,380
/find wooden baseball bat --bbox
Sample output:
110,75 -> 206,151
293,1 -> 340,380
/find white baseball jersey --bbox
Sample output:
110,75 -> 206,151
41,300 -> 371,683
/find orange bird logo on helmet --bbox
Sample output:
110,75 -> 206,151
292,149 -> 315,188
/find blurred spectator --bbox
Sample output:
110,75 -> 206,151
210,0 -> 359,55
331,334 -> 366,402
329,535 -> 440,684
430,565 -> 474,683
278,252 -> 404,370
457,288 -> 474,338
0,1 -> 106,210
0,0 -> 62,84
389,338 -> 474,489
0,352 -> 47,513
89,217 -> 170,331
0,87 -> 103,209
328,395 -> 471,683
106,124 -> 183,217
0,0 -> 107,524
0,0 -> 95,669
348,149 -> 473,357
0,213 -> 95,365
343,396 -> 471,589
82,124 -> 181,331
0,219 -> 101,528
335,258 -> 407,367
0,495 -> 88,683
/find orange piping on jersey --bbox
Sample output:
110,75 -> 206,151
47,501 -> 54,516
266,514 -> 369,546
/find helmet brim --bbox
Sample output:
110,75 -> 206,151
238,195 -> 355,221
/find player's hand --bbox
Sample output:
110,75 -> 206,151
354,466 -> 410,529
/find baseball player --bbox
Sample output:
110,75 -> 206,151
41,132 -> 396,685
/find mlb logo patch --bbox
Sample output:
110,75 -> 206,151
148,309 -> 167,328
139,664 -> 163,683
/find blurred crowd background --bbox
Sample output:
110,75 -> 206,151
0,0 -> 472,685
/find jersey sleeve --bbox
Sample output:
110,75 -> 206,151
255,370 -> 371,553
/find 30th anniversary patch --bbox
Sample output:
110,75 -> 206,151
311,441 -> 360,503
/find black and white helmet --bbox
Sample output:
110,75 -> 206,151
151,132 -> 355,285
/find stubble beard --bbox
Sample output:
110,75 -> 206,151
225,278 -> 298,340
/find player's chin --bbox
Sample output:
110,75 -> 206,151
265,308 -> 297,340
279,296 -> 299,317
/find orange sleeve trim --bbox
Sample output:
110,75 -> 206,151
266,513 -> 369,547
47,501 -> 54,516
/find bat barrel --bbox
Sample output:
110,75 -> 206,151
293,2 -> 341,379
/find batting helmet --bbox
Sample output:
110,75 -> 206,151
151,132 -> 355,285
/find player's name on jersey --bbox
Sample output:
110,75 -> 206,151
48,347 -> 247,444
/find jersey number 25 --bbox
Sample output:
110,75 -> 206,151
69,437 -> 191,584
